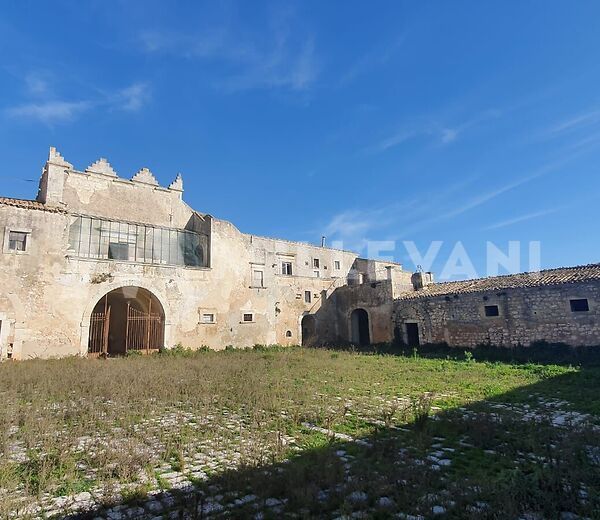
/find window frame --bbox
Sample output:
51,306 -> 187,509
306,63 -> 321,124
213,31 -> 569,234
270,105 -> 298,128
334,260 -> 341,270
3,227 -> 31,255
313,258 -> 320,269
281,261 -> 293,276
304,290 -> 312,303
201,313 -> 216,324
569,298 -> 590,313
484,304 -> 500,317
241,312 -> 255,323
66,216 -> 208,268
251,268 -> 265,288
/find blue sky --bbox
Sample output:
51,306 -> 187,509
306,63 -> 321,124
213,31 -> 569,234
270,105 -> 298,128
1,1 -> 599,279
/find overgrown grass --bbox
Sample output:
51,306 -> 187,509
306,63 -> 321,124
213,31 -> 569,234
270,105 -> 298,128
0,347 -> 598,518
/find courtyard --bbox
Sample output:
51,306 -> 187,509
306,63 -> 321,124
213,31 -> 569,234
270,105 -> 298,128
0,347 -> 598,519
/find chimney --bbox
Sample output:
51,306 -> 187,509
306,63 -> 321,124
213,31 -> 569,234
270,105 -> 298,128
321,235 -> 326,247
411,271 -> 434,291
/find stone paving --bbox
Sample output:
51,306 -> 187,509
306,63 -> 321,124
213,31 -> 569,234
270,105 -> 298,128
1,395 -> 598,519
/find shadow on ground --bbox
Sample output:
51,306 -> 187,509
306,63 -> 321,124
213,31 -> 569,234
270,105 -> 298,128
323,341 -> 600,367
53,367 -> 600,519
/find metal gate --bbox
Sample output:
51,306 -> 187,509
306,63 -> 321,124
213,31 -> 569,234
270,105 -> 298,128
88,306 -> 111,356
88,299 -> 163,356
125,303 -> 163,353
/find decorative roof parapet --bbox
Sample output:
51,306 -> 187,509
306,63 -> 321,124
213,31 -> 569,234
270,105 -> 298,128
85,158 -> 118,177
48,146 -> 73,168
169,173 -> 184,192
131,167 -> 159,186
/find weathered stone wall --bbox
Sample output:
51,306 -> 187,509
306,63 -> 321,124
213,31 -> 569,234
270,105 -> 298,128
0,148 -> 372,359
312,280 -> 396,345
393,282 -> 600,347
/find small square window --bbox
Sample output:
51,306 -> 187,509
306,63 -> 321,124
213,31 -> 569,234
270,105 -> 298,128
304,290 -> 312,303
334,260 -> 341,270
252,269 -> 264,288
313,258 -> 320,268
202,313 -> 215,324
243,313 -> 254,322
570,299 -> 589,312
281,262 -> 293,276
108,242 -> 129,260
8,231 -> 27,252
484,305 -> 499,317
314,270 -> 320,278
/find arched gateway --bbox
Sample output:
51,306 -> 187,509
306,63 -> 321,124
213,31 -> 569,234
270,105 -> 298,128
88,287 -> 165,356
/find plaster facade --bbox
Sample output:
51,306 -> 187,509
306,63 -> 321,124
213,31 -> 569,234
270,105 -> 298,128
1,148 -> 598,359
0,148 -> 391,359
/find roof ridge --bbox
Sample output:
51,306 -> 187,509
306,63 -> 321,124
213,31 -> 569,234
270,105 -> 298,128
398,263 -> 600,300
427,263 -> 600,288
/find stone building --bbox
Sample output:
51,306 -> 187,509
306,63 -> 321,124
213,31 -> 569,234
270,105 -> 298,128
1,147 -> 598,359
0,147 -> 403,359
392,266 -> 600,348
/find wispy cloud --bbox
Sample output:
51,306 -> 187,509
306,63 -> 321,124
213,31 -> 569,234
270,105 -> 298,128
6,100 -> 91,124
546,108 -> 600,136
5,78 -> 151,125
484,208 -> 562,230
25,71 -> 51,96
339,36 -> 406,86
366,109 -> 502,154
424,157 -> 567,227
113,82 -> 151,111
323,207 -> 401,252
137,10 -> 318,93
219,37 -> 317,93
319,154 -> 573,253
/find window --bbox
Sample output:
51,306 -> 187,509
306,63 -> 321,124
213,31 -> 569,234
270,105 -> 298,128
281,262 -> 293,275
201,313 -> 215,324
67,216 -> 208,268
334,260 -> 341,270
252,269 -> 264,288
304,290 -> 312,303
242,313 -> 254,322
8,231 -> 27,252
570,299 -> 589,312
313,258 -> 320,268
314,270 -> 320,278
484,305 -> 499,317
286,330 -> 292,338
108,242 -> 129,260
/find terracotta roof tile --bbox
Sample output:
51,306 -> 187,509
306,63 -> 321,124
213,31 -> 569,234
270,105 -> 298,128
0,197 -> 66,213
399,264 -> 600,300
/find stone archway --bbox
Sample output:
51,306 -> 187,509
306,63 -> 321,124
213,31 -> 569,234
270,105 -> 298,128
88,286 -> 165,356
350,308 -> 370,346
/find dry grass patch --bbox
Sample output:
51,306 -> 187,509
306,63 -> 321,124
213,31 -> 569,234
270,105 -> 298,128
0,347 -> 598,518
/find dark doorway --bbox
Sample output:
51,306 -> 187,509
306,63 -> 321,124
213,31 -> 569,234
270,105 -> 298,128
405,322 -> 420,346
350,308 -> 370,346
88,287 -> 165,356
301,314 -> 316,346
